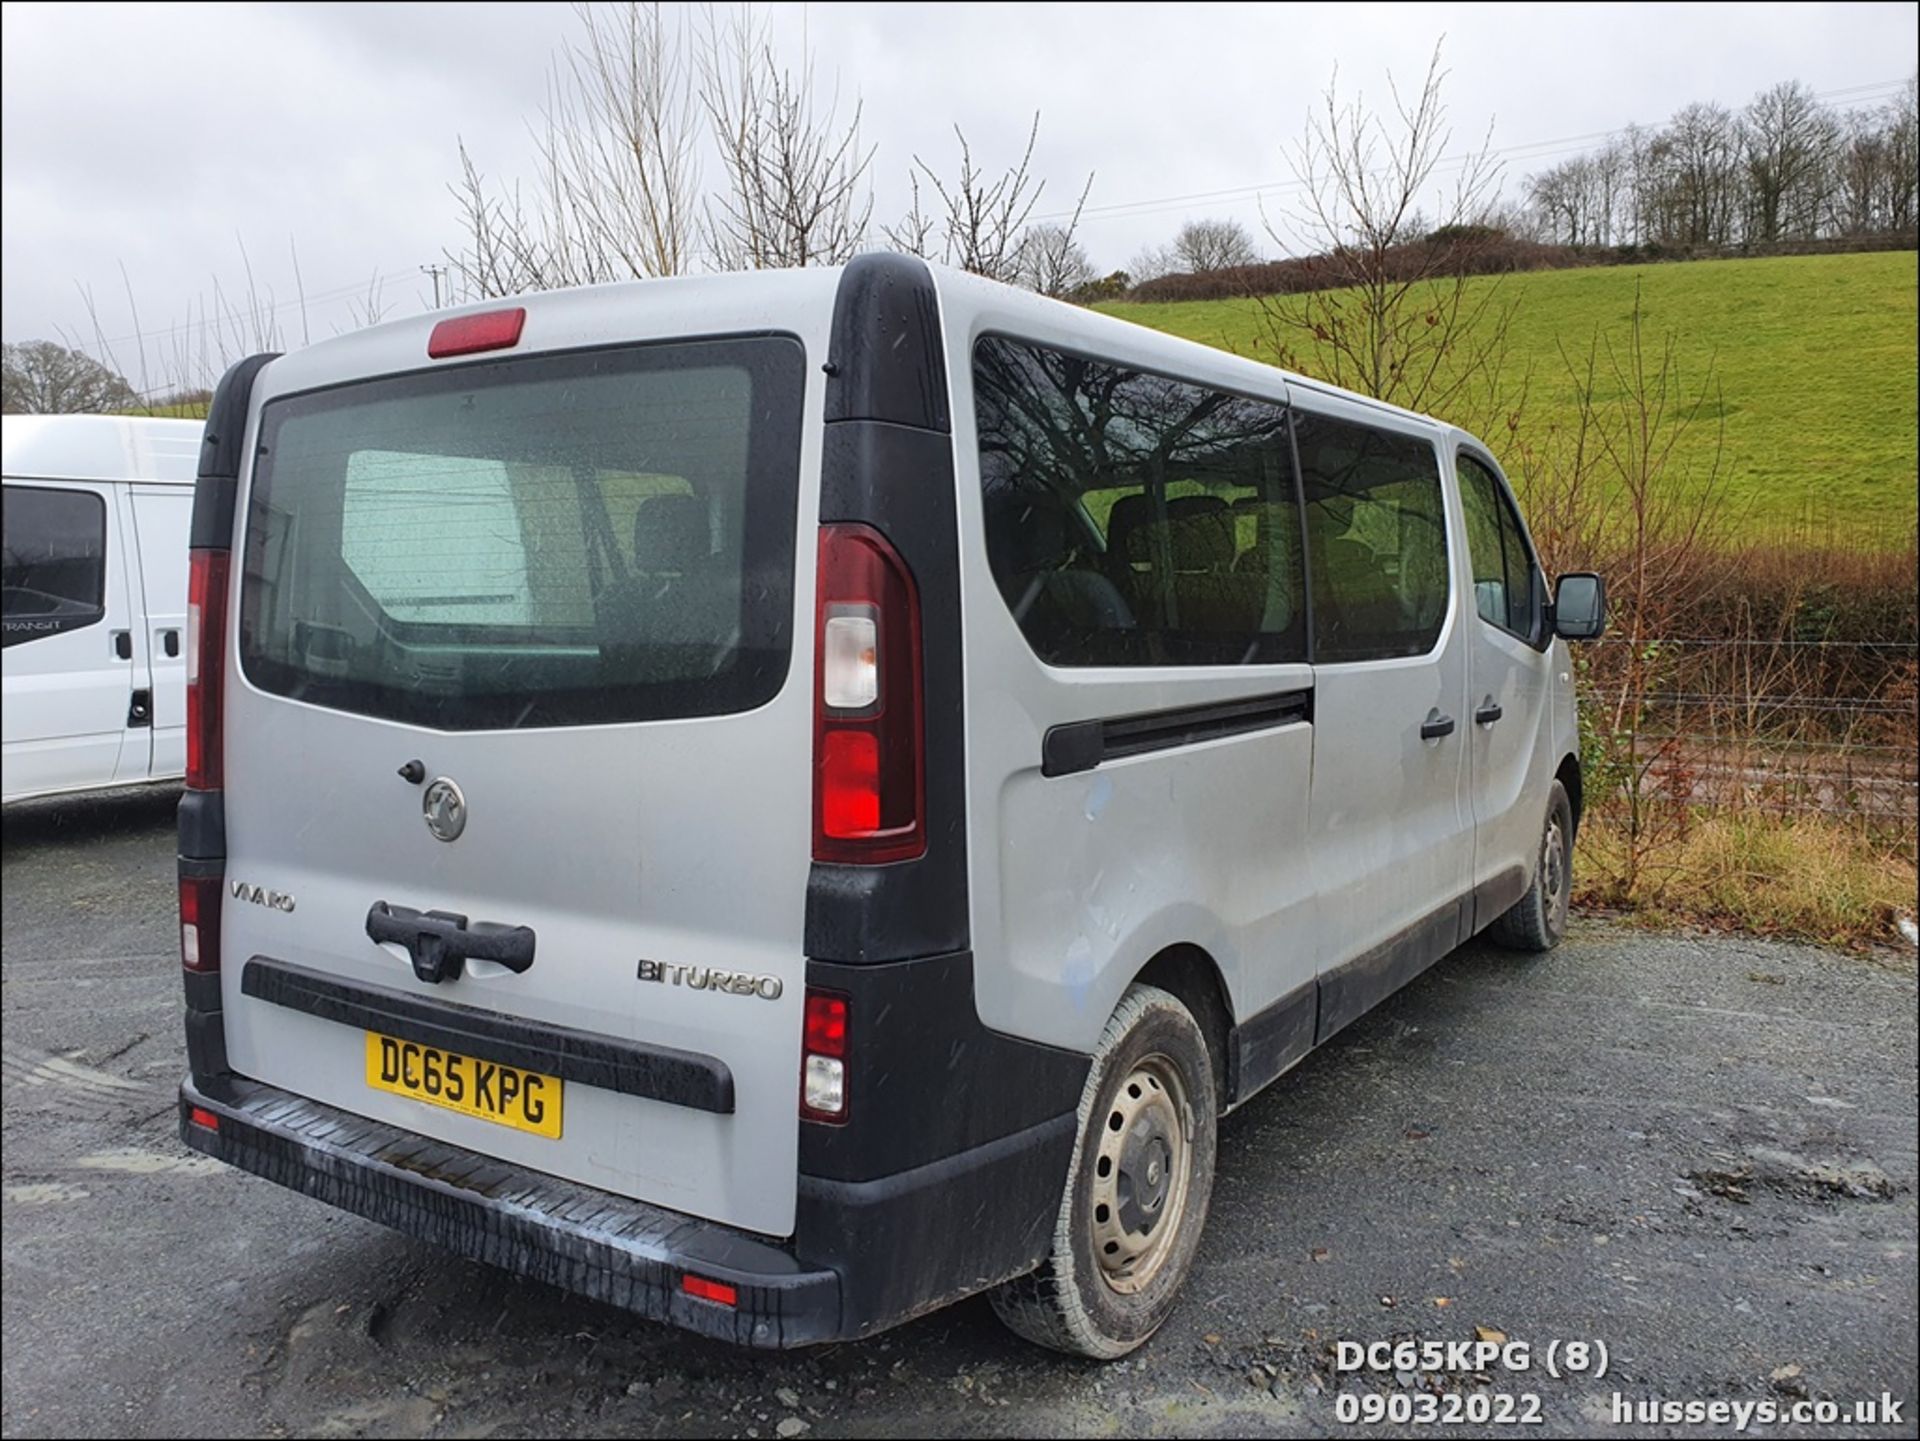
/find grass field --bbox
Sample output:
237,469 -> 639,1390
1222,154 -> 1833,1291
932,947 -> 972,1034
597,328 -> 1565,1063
1100,251 -> 1919,547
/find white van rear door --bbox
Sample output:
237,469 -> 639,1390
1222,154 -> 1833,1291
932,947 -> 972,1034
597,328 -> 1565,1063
128,487 -> 192,780
217,335 -> 814,1237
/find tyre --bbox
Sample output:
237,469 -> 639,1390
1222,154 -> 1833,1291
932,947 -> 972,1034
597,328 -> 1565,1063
1489,779 -> 1574,952
990,984 -> 1218,1358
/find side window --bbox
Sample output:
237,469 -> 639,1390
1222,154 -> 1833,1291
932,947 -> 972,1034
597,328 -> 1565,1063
1456,452 -> 1541,641
1293,411 -> 1449,662
974,336 -> 1305,667
1,485 -> 107,648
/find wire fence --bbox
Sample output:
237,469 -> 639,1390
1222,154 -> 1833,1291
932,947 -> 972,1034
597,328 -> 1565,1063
1577,632 -> 1918,846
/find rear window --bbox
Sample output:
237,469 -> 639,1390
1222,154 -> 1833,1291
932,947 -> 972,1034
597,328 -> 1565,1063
239,336 -> 805,729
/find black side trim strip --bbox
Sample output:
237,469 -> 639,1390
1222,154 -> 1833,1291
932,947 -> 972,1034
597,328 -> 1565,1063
1225,977 -> 1316,1109
1042,688 -> 1313,777
189,351 -> 277,548
1469,865 -> 1529,935
1316,895 -> 1469,1045
240,957 -> 734,1114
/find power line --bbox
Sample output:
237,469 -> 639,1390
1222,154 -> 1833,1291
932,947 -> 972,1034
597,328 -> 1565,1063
84,265 -> 418,349
1033,77 -> 1913,227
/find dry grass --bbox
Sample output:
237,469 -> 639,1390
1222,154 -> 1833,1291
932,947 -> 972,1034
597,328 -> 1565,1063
1575,810 -> 1918,948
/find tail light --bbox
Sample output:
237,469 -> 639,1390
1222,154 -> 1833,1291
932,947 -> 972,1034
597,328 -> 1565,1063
180,872 -> 224,974
184,546 -> 230,974
812,524 -> 924,864
800,988 -> 849,1123
185,548 -> 230,791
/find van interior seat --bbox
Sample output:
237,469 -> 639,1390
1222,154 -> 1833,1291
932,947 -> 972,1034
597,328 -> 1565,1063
1307,502 -> 1407,655
599,491 -> 738,672
632,492 -> 709,574
1109,493 -> 1266,635
993,491 -> 1135,636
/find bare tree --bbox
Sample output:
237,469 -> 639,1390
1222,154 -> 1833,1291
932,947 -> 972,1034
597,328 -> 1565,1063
1255,41 -> 1516,432
449,2 -> 700,296
887,115 -> 1092,284
1509,287 -> 1727,902
1743,81 -> 1834,242
1127,241 -> 1178,283
1171,217 -> 1259,273
698,7 -> 872,269
3,341 -> 139,414
1883,76 -> 1919,233
1014,223 -> 1094,297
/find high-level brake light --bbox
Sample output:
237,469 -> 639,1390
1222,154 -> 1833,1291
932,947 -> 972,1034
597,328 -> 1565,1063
427,307 -> 526,358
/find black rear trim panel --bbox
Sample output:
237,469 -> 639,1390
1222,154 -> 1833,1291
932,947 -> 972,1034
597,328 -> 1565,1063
189,351 -> 277,548
822,253 -> 950,431
1043,688 -> 1313,777
806,256 -> 968,965
241,957 -> 734,1114
798,951 -> 1089,1181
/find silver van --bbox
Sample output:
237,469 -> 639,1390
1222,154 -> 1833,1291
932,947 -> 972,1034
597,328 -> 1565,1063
177,257 -> 1606,1357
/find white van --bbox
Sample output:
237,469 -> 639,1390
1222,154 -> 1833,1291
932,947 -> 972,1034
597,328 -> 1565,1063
3,415 -> 201,802
176,258 -> 1606,1357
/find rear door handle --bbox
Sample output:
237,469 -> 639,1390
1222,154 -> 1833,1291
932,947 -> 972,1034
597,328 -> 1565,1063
1420,709 -> 1456,740
1476,700 -> 1504,726
367,901 -> 537,984
161,629 -> 180,658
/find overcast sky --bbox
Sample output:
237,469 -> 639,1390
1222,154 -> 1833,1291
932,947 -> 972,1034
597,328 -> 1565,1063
3,1 -> 1913,392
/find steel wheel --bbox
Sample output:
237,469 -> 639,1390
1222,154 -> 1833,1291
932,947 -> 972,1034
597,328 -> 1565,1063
1088,1053 -> 1194,1295
1543,812 -> 1570,934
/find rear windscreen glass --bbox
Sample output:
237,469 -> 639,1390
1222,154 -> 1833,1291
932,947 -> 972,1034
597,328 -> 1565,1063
238,336 -> 805,729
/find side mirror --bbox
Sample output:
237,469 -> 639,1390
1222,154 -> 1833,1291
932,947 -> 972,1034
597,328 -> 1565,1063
1553,572 -> 1607,641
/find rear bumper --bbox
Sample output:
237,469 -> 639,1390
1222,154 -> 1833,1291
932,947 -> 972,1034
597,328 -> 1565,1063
178,1077 -> 841,1348
179,1074 -> 1078,1348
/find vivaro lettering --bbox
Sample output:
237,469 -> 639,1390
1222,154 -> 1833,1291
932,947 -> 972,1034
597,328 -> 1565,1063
229,880 -> 295,913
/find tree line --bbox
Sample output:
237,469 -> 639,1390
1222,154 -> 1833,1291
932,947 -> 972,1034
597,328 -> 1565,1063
1515,78 -> 1917,249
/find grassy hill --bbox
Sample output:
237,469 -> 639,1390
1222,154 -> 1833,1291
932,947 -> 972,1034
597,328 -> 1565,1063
1099,251 -> 1919,548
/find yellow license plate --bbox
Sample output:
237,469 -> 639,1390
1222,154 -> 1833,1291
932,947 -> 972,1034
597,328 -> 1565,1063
365,1032 -> 562,1139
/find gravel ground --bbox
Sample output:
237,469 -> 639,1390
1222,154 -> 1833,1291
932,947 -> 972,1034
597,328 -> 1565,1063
3,788 -> 1915,1439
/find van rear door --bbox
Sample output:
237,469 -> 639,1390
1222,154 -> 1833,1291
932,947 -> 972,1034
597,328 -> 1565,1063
126,487 -> 193,781
217,335 -> 812,1236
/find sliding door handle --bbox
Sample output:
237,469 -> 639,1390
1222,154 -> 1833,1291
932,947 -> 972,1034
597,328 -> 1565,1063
1476,700 -> 1504,726
1419,709 -> 1456,741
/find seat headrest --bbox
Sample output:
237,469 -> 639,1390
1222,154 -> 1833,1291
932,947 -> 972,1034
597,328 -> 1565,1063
632,493 -> 708,571
990,491 -> 1076,573
1106,493 -> 1156,565
1166,495 -> 1234,571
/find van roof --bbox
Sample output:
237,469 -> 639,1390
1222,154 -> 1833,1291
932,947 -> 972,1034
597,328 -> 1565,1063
1,414 -> 202,485
268,261 -> 1443,435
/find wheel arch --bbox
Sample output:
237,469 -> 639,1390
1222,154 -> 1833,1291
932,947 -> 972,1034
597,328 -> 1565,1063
1132,943 -> 1233,1103
1556,752 -> 1584,839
